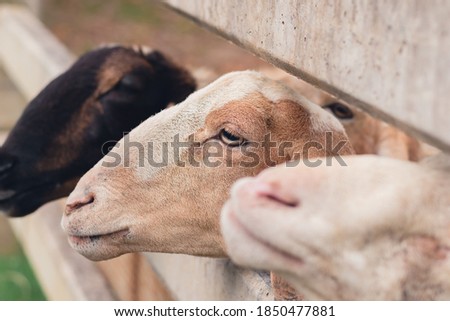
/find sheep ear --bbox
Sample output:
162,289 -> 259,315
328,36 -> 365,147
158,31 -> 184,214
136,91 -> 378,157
144,50 -> 197,104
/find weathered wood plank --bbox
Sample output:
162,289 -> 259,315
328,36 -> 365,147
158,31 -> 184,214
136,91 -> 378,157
97,254 -> 173,301
165,0 -> 450,152
0,5 -> 74,99
146,253 -> 273,300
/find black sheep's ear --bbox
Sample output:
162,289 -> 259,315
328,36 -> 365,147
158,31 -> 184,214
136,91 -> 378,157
145,50 -> 197,104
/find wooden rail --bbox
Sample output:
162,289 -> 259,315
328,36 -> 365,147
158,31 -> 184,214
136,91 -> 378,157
165,0 -> 450,152
146,253 -> 272,300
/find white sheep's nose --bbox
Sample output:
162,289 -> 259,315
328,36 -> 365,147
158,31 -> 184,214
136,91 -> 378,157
253,181 -> 300,208
232,177 -> 300,208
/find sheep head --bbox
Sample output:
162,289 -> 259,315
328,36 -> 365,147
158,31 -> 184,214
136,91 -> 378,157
221,154 -> 450,300
0,45 -> 196,217
62,71 -> 353,261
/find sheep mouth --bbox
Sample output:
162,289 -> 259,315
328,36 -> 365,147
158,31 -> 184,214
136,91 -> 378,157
0,177 -> 81,217
0,183 -> 54,204
0,190 -> 16,202
227,209 -> 304,267
68,228 -> 130,246
0,182 -> 61,216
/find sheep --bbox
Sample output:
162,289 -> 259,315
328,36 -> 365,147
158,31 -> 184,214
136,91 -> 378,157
221,153 -> 450,300
199,70 -> 437,300
0,44 -> 196,217
259,68 -> 437,160
61,70 -> 354,261
195,68 -> 437,300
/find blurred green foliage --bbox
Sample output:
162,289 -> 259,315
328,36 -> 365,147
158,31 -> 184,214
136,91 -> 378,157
0,247 -> 46,300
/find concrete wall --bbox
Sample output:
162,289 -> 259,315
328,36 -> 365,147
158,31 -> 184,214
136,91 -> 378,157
165,0 -> 450,152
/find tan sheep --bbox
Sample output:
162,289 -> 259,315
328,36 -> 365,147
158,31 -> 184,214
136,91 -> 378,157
61,70 -> 353,261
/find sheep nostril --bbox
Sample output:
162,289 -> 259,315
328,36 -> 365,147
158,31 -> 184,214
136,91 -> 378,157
254,182 -> 299,207
65,193 -> 95,215
265,194 -> 299,207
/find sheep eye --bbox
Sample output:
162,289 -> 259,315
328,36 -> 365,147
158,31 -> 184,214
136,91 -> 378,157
117,74 -> 143,92
219,129 -> 245,147
324,102 -> 354,119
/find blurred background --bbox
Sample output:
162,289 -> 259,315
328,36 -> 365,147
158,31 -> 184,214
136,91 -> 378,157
0,0 -> 271,300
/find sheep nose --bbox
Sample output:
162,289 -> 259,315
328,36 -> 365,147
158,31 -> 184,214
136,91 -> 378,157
231,177 -> 300,209
253,181 -> 299,208
65,193 -> 95,216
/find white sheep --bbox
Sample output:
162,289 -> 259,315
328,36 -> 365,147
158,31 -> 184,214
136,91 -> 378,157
221,153 -> 450,300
